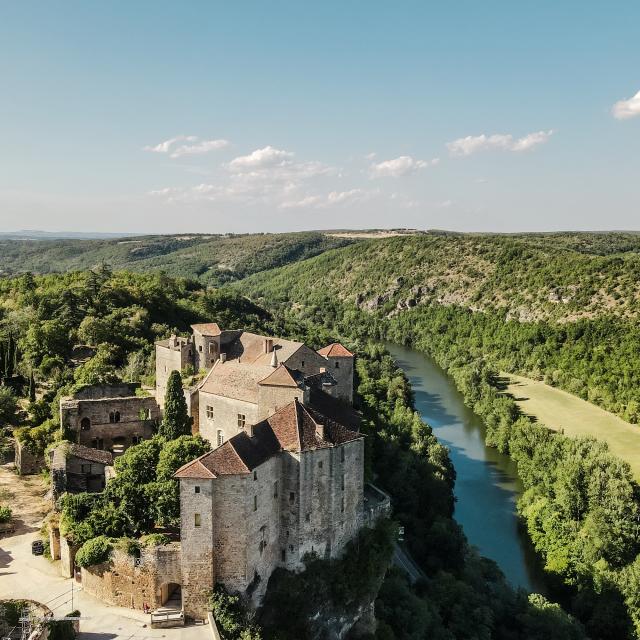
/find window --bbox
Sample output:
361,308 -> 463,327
199,345 -> 203,352
318,460 -> 323,469
164,365 -> 167,373
195,486 -> 200,494
217,430 -> 224,447
114,411 -> 120,423
341,474 -> 345,491
335,361 -> 340,369
80,417 -> 91,431
206,405 -> 214,420
301,360 -> 305,368
194,513 -> 201,527
253,470 -> 257,481
341,447 -> 345,462
341,498 -> 345,513
209,343 -> 216,354
237,414 -> 246,429
254,495 -> 258,511
273,481 -> 278,499
305,513 -> 311,522
132,436 -> 141,445
289,492 -> 295,504
81,464 -> 91,474
281,549 -> 286,561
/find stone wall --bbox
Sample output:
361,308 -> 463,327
14,439 -> 44,475
60,395 -> 159,452
180,478 -> 215,620
81,544 -> 181,611
192,331 -> 220,371
198,392 -> 259,446
73,383 -> 140,400
59,536 -> 79,578
156,338 -> 193,406
323,356 -> 354,404
256,384 -> 305,422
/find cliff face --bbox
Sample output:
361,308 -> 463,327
258,519 -> 394,640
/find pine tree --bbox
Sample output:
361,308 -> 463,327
29,370 -> 36,402
159,370 -> 192,440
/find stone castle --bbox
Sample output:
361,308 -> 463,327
56,323 -> 389,621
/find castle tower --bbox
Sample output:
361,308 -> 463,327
317,343 -> 355,404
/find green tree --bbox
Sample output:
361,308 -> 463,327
0,387 -> 18,425
159,371 -> 192,439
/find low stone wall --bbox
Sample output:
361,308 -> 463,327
81,544 -> 181,611
59,536 -> 79,578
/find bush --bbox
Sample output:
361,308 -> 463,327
140,533 -> 171,547
75,535 -> 113,568
0,505 -> 12,523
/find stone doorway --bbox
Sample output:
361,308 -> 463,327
159,583 -> 182,610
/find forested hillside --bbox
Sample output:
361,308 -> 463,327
239,232 -> 640,422
238,232 -> 640,639
0,232 -> 352,285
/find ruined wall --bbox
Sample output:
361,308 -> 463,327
60,396 -> 159,451
179,478 -> 215,620
198,392 -> 258,446
156,339 -> 192,407
14,439 -> 44,475
73,383 -> 139,400
81,545 -> 181,611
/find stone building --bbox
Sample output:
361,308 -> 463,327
59,383 -> 160,455
50,442 -> 113,501
175,398 -> 365,618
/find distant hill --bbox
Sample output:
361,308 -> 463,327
0,230 -> 142,240
0,232 -> 353,285
239,231 -> 640,322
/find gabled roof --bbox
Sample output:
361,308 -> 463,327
174,399 -> 362,479
317,343 -> 354,358
258,364 -> 304,388
191,323 -> 222,336
51,442 -> 113,469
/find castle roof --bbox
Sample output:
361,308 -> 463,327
258,364 -> 305,388
198,359 -> 274,404
51,442 -> 113,469
191,323 -> 222,336
317,343 -> 354,358
225,332 -> 304,365
174,399 -> 362,479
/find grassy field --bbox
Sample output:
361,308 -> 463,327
505,373 -> 640,481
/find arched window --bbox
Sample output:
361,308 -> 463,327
114,411 -> 120,423
80,417 -> 91,431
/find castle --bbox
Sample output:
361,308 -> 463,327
57,324 -> 389,621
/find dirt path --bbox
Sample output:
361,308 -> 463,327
0,464 -> 49,535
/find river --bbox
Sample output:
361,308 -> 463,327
386,342 -> 547,593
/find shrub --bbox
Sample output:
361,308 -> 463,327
75,535 -> 113,568
140,533 -> 171,547
0,505 -> 12,523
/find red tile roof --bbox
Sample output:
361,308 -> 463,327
174,399 -> 362,478
191,323 -> 222,336
258,364 -> 304,388
317,343 -> 354,358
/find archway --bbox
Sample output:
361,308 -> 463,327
159,582 -> 182,610
80,417 -> 91,431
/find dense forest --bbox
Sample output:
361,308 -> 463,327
239,234 -> 640,639
0,232 -> 352,285
0,266 -> 586,639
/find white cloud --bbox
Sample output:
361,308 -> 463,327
447,130 -> 553,156
144,135 -> 229,158
612,90 -> 640,120
279,188 -> 378,210
228,146 -> 294,171
370,155 -> 439,178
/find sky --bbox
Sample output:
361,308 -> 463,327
1,1 -> 639,234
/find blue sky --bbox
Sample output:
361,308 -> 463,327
1,1 -> 638,233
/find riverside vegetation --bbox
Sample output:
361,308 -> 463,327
239,232 -> 640,639
0,265 -> 586,639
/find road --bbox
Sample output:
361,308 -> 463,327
392,544 -> 425,584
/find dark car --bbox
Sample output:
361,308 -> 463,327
31,540 -> 44,556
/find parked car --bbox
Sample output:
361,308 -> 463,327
31,540 -> 44,556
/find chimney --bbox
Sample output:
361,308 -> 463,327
270,349 -> 278,368
264,338 -> 274,353
315,422 -> 326,441
220,352 -> 227,363
170,334 -> 178,348
247,423 -> 255,438
319,367 -> 326,373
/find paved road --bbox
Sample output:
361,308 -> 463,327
0,530 -> 210,640
392,544 -> 426,584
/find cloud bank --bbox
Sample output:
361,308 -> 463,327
612,90 -> 640,120
370,155 -> 439,177
447,130 -> 554,156
144,136 -> 229,158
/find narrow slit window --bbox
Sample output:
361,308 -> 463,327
194,513 -> 201,527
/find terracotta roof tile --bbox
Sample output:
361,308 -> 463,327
191,323 -> 222,336
317,343 -> 354,358
258,364 -> 304,388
